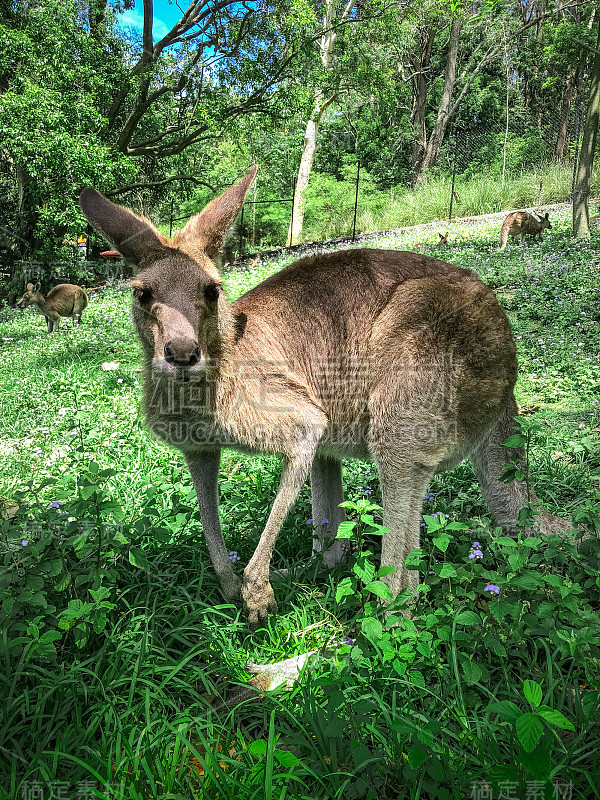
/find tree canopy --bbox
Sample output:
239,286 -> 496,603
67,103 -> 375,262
0,0 -> 598,255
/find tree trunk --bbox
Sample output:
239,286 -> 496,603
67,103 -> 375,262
555,68 -> 576,160
287,0 -> 356,245
415,17 -> 461,183
410,26 -> 435,183
288,111 -> 320,246
573,17 -> 600,239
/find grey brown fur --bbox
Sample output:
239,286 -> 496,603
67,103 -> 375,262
81,168 -> 571,624
499,211 -> 551,249
17,283 -> 88,333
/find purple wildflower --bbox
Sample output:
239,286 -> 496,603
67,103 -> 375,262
469,549 -> 483,560
49,501 -> 63,510
21,539 -> 28,546
228,551 -> 240,564
321,518 -> 329,524
306,518 -> 313,525
484,584 -> 500,595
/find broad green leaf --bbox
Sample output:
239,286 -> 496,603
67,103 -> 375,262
435,563 -> 457,579
93,612 -> 108,634
537,706 -> 575,731
487,701 -> 523,722
376,566 -> 396,578
352,558 -> 375,584
38,630 -> 62,644
54,573 -> 71,592
523,680 -> 542,709
364,580 -> 393,600
129,547 -> 149,570
248,740 -> 267,756
335,520 -> 356,539
432,534 -> 450,552
515,713 -> 543,753
423,514 -> 443,532
462,661 -> 482,685
408,671 -> 425,688
361,616 -> 382,642
503,434 -> 527,448
335,576 -> 354,603
455,610 -> 480,626
27,622 -> 40,639
89,586 -> 111,603
274,749 -> 299,767
407,743 -> 427,770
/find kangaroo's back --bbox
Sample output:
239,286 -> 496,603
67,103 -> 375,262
233,248 -> 516,443
233,249 -> 471,369
46,284 -> 89,316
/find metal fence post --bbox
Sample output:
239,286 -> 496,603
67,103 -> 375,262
239,203 -> 245,258
352,161 -> 360,240
449,126 -> 459,221
571,102 -> 584,203
289,177 -> 296,247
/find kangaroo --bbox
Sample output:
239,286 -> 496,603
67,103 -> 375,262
16,283 -> 88,333
499,211 -> 551,249
438,233 -> 448,245
81,168 -> 571,624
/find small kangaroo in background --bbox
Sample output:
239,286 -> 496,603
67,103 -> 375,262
81,168 -> 572,624
499,211 -> 551,249
438,233 -> 448,245
17,283 -> 88,333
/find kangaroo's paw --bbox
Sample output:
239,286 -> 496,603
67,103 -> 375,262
242,573 -> 278,626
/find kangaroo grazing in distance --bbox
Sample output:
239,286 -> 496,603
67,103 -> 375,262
499,211 -> 551,249
81,168 -> 572,624
438,233 -> 448,245
16,283 -> 88,333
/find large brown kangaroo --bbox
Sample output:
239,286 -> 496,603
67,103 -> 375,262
81,168 -> 570,624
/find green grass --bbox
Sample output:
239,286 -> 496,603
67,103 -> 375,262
0,208 -> 599,799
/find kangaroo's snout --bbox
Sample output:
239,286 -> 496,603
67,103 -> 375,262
164,341 -> 201,367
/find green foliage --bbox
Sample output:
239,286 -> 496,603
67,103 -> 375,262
0,0 -> 135,253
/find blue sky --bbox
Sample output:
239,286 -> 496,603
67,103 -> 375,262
117,0 -> 187,40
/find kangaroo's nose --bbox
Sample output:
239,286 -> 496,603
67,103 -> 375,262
164,342 -> 200,367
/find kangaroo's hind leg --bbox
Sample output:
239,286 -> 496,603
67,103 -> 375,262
470,396 -> 572,536
371,449 -> 435,600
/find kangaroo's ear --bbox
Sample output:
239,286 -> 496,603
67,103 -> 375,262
34,283 -> 41,292
544,213 -> 549,220
80,189 -> 168,265
174,166 -> 258,258
26,283 -> 34,291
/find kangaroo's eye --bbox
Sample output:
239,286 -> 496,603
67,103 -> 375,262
133,287 -> 152,304
204,283 -> 220,303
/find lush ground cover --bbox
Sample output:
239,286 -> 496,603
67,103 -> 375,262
0,208 -> 599,799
